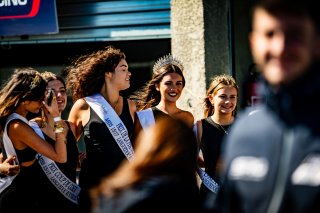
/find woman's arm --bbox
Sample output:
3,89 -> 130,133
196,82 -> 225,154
68,99 -> 89,142
9,120 -> 68,163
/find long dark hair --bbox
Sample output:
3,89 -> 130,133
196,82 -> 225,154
0,68 -> 46,133
131,63 -> 185,111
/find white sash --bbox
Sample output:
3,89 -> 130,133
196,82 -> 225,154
136,108 -> 155,131
192,123 -> 220,193
0,113 -> 22,194
85,93 -> 134,161
137,109 -> 219,193
29,120 -> 80,204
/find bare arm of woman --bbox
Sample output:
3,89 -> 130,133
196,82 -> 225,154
8,119 -> 68,163
68,98 -> 90,142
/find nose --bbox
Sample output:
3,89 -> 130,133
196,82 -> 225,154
54,90 -> 60,97
271,31 -> 286,57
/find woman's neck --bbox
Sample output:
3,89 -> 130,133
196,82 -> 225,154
156,101 -> 180,115
211,113 -> 234,126
100,85 -> 120,108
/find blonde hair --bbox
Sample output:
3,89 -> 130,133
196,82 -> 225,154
203,74 -> 238,117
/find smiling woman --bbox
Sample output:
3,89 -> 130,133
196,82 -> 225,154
65,45 -> 137,213
0,68 -> 68,213
194,74 -> 239,206
131,54 -> 195,142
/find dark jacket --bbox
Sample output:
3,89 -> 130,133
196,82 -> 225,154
210,66 -> 320,213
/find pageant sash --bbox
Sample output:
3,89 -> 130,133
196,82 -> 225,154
137,109 -> 219,192
136,108 -> 155,131
197,167 -> 220,193
194,122 -> 220,193
0,113 -> 24,194
29,120 -> 80,204
85,93 -> 134,161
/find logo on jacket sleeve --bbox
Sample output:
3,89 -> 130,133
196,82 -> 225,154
292,154 -> 320,186
229,156 -> 269,181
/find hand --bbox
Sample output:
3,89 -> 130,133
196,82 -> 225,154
0,155 -> 20,176
42,93 -> 60,118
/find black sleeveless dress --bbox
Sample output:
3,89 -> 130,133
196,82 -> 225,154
36,121 -> 79,213
199,117 -> 230,200
79,98 -> 134,213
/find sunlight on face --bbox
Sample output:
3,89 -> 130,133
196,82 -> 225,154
157,73 -> 184,102
211,86 -> 237,114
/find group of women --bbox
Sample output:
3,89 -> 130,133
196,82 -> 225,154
0,45 -> 239,213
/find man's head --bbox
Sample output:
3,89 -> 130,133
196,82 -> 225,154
249,0 -> 320,87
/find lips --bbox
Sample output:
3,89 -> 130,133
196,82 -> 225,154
168,92 -> 177,97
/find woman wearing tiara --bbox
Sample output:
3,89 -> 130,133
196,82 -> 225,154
131,54 -> 194,137
65,45 -> 136,213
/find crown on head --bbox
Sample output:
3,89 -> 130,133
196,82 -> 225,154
152,54 -> 184,75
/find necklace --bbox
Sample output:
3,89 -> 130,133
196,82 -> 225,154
218,124 -> 228,135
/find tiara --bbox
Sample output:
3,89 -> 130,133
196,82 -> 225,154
152,54 -> 184,75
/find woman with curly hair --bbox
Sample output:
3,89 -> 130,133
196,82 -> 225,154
65,45 -> 136,213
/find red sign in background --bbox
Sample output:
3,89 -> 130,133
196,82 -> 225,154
0,0 -> 58,36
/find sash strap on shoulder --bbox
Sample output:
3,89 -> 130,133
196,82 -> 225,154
85,93 -> 134,161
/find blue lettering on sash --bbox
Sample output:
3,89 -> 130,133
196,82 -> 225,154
38,155 -> 45,165
48,162 -> 58,173
105,118 -> 113,127
110,127 -> 119,136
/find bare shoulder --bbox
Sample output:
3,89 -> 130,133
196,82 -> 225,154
71,98 -> 89,111
68,98 -> 89,124
127,99 -> 137,112
180,110 -> 194,128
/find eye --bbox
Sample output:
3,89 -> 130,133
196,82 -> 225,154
59,89 -> 66,94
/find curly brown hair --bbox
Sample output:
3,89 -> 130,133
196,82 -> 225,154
65,45 -> 126,102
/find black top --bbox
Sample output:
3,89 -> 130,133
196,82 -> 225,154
79,98 -> 134,213
199,117 -> 230,199
36,121 -> 79,213
43,122 -> 78,181
8,119 -> 37,163
15,146 -> 37,163
152,107 -> 172,120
